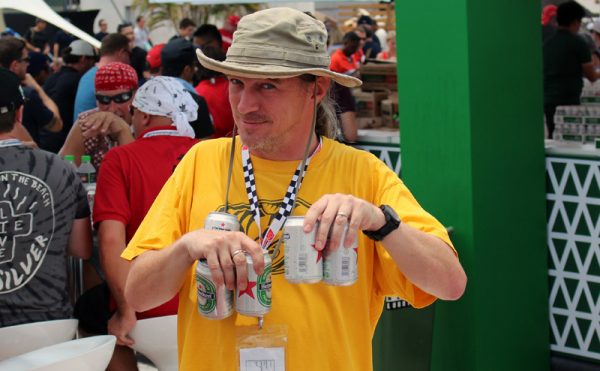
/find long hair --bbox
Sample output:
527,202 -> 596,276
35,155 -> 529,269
299,74 -> 339,138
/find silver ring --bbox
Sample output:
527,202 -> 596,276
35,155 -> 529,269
231,249 -> 245,258
336,212 -> 349,219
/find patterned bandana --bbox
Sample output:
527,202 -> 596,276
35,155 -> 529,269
94,62 -> 138,91
132,76 -> 198,138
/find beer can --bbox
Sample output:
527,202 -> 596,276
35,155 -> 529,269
195,260 -> 234,320
284,216 -> 322,284
204,211 -> 240,232
323,225 -> 358,286
236,252 -> 272,317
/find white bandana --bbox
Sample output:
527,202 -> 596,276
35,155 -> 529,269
132,76 -> 198,138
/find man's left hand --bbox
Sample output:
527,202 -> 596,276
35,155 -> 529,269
303,194 -> 385,252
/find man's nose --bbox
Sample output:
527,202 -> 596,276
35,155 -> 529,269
235,89 -> 259,115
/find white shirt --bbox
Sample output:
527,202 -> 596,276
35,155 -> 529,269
134,26 -> 150,50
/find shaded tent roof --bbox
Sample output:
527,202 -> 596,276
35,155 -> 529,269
0,0 -> 100,48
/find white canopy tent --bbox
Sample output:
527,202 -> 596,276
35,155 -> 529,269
0,0 -> 100,48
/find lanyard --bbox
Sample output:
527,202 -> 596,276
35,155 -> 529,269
241,137 -> 322,250
142,128 -> 182,138
0,139 -> 22,148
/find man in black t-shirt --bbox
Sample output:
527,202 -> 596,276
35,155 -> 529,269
0,37 -> 63,145
0,67 -> 92,327
24,19 -> 50,55
95,19 -> 109,41
43,40 -> 97,152
543,1 -> 599,138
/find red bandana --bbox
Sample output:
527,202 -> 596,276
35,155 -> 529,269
94,62 -> 138,91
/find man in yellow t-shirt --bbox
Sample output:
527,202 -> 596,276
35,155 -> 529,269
122,8 -> 467,371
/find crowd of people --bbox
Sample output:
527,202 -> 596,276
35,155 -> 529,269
0,8 -> 459,371
542,1 -> 600,138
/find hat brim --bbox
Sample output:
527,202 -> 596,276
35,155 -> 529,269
196,49 -> 362,88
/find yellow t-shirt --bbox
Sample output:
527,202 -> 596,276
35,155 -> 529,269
122,137 -> 454,371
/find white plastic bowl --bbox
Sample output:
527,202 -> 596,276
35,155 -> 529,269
130,315 -> 178,371
0,319 -> 78,360
0,335 -> 116,371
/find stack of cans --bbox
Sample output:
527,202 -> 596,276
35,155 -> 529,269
195,212 -> 272,320
283,216 -> 358,286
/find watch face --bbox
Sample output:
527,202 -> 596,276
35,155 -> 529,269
382,205 -> 400,224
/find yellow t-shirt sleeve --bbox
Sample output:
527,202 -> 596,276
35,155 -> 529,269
370,157 -> 455,308
121,145 -> 196,261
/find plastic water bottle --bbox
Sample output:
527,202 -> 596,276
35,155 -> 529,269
64,155 -> 77,169
77,155 -> 96,185
78,155 -> 96,212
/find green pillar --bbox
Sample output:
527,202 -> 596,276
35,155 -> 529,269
395,0 -> 549,370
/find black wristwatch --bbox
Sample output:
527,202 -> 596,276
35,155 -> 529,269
363,205 -> 401,241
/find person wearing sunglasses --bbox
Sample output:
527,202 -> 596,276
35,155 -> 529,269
0,36 -> 63,148
60,62 -> 137,170
75,76 -> 198,371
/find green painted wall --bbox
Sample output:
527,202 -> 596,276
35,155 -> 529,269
394,0 -> 549,370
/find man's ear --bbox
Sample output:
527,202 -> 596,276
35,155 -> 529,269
141,111 -> 152,127
314,76 -> 331,103
8,60 -> 19,75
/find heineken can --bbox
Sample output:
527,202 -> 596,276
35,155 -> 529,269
284,216 -> 322,284
195,260 -> 234,319
236,252 -> 272,317
323,225 -> 358,286
204,211 -> 240,232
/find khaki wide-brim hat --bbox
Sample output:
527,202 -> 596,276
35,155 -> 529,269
196,7 -> 362,88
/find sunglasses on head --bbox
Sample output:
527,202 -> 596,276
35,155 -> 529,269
95,90 -> 134,105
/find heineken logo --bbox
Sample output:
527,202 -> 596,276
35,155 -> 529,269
256,265 -> 272,307
237,280 -> 257,299
196,273 -> 217,313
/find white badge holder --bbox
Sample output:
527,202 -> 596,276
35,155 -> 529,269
236,324 -> 288,371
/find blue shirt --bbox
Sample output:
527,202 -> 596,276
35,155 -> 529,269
176,77 -> 197,94
73,66 -> 98,123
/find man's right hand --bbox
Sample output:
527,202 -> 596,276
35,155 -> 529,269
181,229 -> 264,291
79,111 -> 129,140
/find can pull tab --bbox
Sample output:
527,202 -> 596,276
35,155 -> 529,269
258,316 -> 264,330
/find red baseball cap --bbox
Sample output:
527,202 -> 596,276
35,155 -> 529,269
147,43 -> 165,70
542,5 -> 557,26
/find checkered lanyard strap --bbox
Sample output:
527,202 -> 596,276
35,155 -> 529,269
241,137 -> 322,251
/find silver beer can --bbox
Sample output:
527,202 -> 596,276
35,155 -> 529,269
204,211 -> 240,232
323,226 -> 358,286
284,216 -> 322,284
236,252 -> 272,317
194,211 -> 240,320
195,260 -> 234,319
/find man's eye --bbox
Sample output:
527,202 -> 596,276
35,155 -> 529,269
229,78 -> 241,85
261,83 -> 275,90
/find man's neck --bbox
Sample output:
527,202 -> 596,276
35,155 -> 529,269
558,25 -> 579,34
0,133 -> 17,141
249,133 -> 319,161
98,56 -> 121,67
